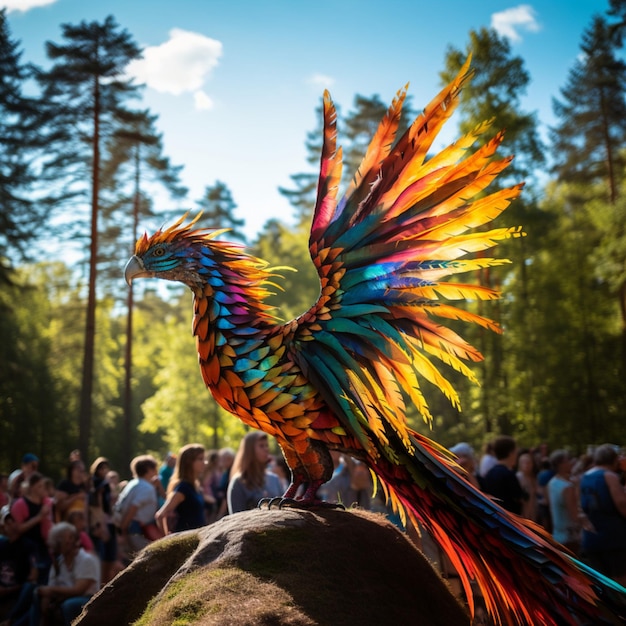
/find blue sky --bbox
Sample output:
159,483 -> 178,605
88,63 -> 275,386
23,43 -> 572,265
3,0 -> 611,241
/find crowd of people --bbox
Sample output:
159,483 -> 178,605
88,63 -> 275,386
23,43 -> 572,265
1,433 -> 625,624
0,431 -> 373,625
446,436 -> 626,588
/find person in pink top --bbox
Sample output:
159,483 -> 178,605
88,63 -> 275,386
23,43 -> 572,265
10,472 -> 54,583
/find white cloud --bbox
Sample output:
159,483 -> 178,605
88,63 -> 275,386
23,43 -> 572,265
491,5 -> 540,43
3,0 -> 57,12
307,73 -> 335,89
127,28 -> 222,96
193,90 -> 214,111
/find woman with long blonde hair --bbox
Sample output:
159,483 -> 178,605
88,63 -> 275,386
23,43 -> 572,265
227,432 -> 283,513
156,444 -> 206,534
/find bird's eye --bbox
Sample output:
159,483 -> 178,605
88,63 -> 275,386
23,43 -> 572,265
153,247 -> 165,257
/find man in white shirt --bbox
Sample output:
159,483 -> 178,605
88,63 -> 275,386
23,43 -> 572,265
30,521 -> 100,625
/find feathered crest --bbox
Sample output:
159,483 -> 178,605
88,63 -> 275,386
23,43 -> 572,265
135,212 -> 234,254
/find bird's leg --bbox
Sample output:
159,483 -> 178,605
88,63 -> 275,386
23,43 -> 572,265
282,467 -> 307,500
273,439 -> 338,508
258,467 -> 307,509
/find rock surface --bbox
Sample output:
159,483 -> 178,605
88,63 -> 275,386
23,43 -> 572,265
75,508 -> 470,625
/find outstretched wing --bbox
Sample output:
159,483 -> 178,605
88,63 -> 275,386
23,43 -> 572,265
291,57 -> 523,457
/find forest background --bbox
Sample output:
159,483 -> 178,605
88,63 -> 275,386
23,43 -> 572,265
2,2 -> 626,478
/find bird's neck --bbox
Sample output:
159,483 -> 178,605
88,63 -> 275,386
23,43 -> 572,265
188,243 -> 281,337
193,281 -> 275,334
191,282 -> 278,370
186,248 -> 294,430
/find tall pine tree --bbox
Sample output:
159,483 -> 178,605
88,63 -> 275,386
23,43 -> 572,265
551,16 -> 626,203
196,181 -> 246,242
0,9 -> 52,283
278,99 -> 329,228
36,16 -> 142,458
550,14 -> 626,412
441,28 -> 545,438
100,107 -> 187,467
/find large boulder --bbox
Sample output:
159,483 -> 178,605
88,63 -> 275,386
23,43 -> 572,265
76,508 -> 470,625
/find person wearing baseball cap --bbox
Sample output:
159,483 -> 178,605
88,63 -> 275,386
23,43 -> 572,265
8,454 -> 40,500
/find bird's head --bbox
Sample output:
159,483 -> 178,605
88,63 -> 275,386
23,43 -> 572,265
124,213 -> 237,291
125,215 -> 280,322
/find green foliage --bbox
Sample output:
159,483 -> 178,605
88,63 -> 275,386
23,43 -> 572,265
37,16 -> 145,459
0,276 -> 59,472
542,12 -> 626,450
589,192 -> 626,295
504,181 -> 626,447
0,263 -> 109,474
439,28 -> 546,440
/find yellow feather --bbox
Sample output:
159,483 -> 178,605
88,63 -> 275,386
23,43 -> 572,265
420,340 -> 480,385
429,303 -> 502,334
413,226 -> 524,261
415,282 -> 501,301
345,369 -> 389,445
410,322 -> 484,363
382,356 -> 434,426
411,350 -> 461,410
374,57 -> 473,213
362,365 -> 413,451
419,118 -> 496,173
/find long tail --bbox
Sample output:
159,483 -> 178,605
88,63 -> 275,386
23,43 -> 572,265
372,432 -> 626,626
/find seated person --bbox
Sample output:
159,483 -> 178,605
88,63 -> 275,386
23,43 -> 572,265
26,521 -> 100,626
66,510 -> 95,554
0,507 -> 37,622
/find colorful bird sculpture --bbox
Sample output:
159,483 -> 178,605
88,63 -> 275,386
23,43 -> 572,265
125,58 -> 626,625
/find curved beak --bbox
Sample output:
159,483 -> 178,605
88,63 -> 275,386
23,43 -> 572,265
124,255 -> 151,286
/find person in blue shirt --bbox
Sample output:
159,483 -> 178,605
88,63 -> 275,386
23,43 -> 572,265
156,444 -> 207,534
158,452 -> 177,494
546,450 -> 581,553
580,444 -> 626,586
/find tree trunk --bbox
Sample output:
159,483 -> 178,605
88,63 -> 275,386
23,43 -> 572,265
599,86 -> 618,205
122,145 -> 141,469
78,75 -> 101,459
612,204 -> 626,403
